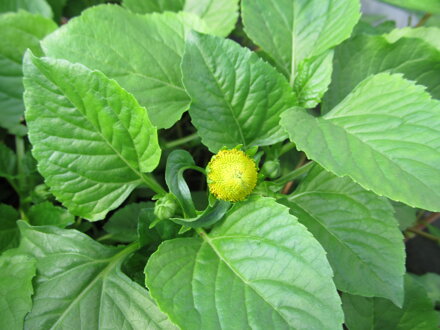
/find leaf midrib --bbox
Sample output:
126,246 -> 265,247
34,60 -> 152,188
48,245 -> 136,329
198,229 -> 319,328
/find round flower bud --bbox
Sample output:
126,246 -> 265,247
154,193 -> 178,220
261,160 -> 281,179
207,149 -> 258,202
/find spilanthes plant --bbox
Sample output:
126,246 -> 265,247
1,0 -> 439,329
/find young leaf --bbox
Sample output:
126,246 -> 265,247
42,5 -> 207,129
241,0 -> 360,83
0,11 -> 56,132
0,251 -> 36,330
184,0 -> 239,36
104,202 -> 153,243
323,35 -> 440,112
0,0 -> 53,17
17,221 -> 177,330
28,201 -> 74,228
165,150 -> 197,218
0,203 -> 19,253
281,73 -> 440,212
122,0 -> 184,14
23,53 -> 161,221
293,50 -> 334,108
146,196 -> 343,329
282,164 -> 405,306
342,275 -> 438,330
182,32 -> 297,152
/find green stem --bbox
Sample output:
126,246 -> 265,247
407,228 -> 440,243
279,142 -> 296,157
142,173 -> 167,196
15,135 -> 25,194
416,13 -> 432,27
111,241 -> 140,260
97,233 -> 114,242
273,161 -> 314,186
164,133 -> 199,149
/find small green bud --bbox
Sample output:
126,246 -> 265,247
261,160 -> 281,179
154,193 -> 178,220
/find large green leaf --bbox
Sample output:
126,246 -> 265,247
0,0 -> 52,17
282,164 -> 405,305
182,32 -> 297,152
379,0 -> 440,14
0,11 -> 56,132
23,54 -> 161,221
0,251 -> 36,330
281,73 -> 440,212
122,0 -> 184,14
323,34 -> 440,112
241,0 -> 360,83
184,0 -> 239,36
146,196 -> 343,329
42,5 -> 207,129
0,203 -> 20,253
342,275 -> 438,330
17,221 -> 177,329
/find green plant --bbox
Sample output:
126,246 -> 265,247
1,0 -> 440,329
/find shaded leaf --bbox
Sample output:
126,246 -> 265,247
0,11 -> 56,132
323,34 -> 440,112
0,251 -> 36,330
282,164 -> 405,305
104,202 -> 153,243
342,275 -> 438,330
0,203 -> 19,253
28,201 -> 74,228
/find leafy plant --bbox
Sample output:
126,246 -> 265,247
1,0 -> 440,329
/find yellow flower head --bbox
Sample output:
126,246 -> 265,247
207,149 -> 258,202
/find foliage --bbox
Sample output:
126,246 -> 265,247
0,0 -> 439,329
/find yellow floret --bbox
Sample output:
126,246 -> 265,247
207,149 -> 258,202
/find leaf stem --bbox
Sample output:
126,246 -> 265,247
274,159 -> 314,186
416,13 -> 432,27
97,233 -> 114,242
142,173 -> 167,196
164,133 -> 200,149
15,135 -> 25,194
279,142 -> 296,157
406,228 -> 440,243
